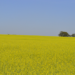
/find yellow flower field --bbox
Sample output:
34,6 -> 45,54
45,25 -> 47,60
0,35 -> 75,75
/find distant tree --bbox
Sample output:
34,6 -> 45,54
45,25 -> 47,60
71,33 -> 75,37
58,31 -> 70,37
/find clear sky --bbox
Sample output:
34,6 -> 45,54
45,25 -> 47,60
0,0 -> 75,36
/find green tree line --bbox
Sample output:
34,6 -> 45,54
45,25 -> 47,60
58,31 -> 75,37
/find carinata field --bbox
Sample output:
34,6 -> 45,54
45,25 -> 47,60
0,35 -> 75,75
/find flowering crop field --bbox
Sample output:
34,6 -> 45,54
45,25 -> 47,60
0,35 -> 75,75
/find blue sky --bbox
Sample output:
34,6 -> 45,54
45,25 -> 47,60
0,0 -> 75,36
